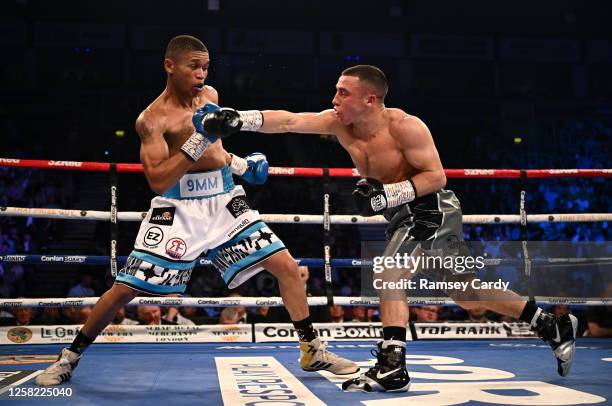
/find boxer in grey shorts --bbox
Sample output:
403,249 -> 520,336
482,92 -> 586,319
382,189 -> 474,283
220,63 -> 578,391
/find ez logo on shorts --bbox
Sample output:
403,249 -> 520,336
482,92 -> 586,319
143,227 -> 164,248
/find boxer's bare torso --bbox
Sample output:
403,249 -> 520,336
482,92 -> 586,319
260,73 -> 446,195
136,86 -> 229,172
323,108 -> 426,184
133,49 -> 231,194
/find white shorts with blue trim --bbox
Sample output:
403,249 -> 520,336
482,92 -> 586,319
115,167 -> 286,294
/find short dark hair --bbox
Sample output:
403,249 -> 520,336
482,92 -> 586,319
165,35 -> 208,59
341,65 -> 388,101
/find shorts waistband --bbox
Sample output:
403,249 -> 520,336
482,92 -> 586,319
162,166 -> 234,200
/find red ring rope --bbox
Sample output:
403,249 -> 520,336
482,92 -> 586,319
0,158 -> 610,178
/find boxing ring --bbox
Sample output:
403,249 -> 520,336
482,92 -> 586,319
0,158 -> 611,405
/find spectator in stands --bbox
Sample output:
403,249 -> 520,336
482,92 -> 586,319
67,274 -> 94,297
136,305 -> 175,325
586,284 -> 612,337
351,306 -> 375,322
249,306 -> 270,324
228,292 -> 248,323
551,304 -> 570,317
465,306 -> 493,323
163,306 -> 196,325
0,304 -> 36,326
329,305 -> 345,323
112,306 -> 138,325
61,306 -> 92,325
412,306 -> 441,322
12,306 -> 36,326
219,308 -> 240,324
22,233 -> 37,253
587,306 -> 612,337
38,307 -> 61,325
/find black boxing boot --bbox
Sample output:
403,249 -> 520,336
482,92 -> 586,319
342,340 -> 410,392
533,311 -> 578,376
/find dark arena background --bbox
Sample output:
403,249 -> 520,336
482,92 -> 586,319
0,1 -> 610,405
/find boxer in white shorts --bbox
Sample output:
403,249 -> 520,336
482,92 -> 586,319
119,165 -> 286,294
36,35 -> 357,387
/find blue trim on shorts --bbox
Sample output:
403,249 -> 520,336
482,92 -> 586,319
221,240 -> 286,284
162,166 -> 234,200
115,273 -> 187,295
130,250 -> 196,270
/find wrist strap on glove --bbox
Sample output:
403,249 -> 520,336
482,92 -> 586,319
229,154 -> 249,176
238,110 -> 264,131
180,132 -> 211,161
383,179 -> 417,207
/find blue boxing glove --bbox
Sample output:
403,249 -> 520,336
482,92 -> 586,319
182,103 -> 221,162
192,103 -> 221,141
230,153 -> 269,185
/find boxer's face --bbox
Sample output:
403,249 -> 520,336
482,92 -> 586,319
165,51 -> 210,95
332,75 -> 376,125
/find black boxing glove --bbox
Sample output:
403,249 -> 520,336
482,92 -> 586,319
202,107 -> 244,137
352,178 -> 417,216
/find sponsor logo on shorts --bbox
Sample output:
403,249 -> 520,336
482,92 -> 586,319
226,218 -> 250,238
150,207 -> 175,226
166,237 -> 187,259
143,227 -> 164,248
226,195 -> 250,219
7,327 -> 33,344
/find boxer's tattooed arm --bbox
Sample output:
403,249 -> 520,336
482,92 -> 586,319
135,111 -> 191,194
136,116 -> 155,141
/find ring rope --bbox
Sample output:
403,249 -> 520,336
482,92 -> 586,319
1,158 -> 611,178
1,206 -> 610,223
2,255 -> 611,267
0,296 -> 609,308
